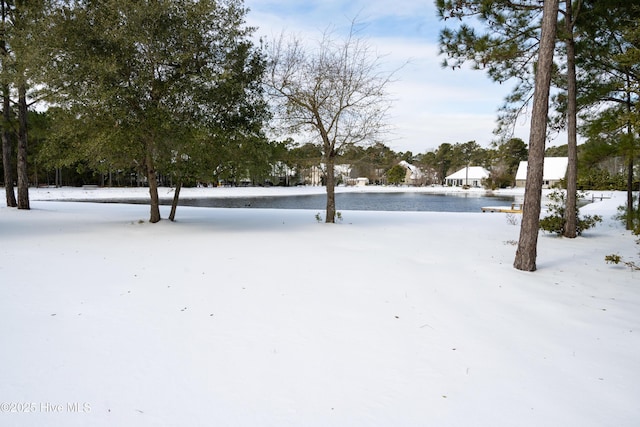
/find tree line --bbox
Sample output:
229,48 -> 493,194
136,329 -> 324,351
1,113 -> 526,189
3,109 -> 631,193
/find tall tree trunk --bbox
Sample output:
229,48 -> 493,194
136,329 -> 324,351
514,0 -> 559,272
169,181 -> 182,222
2,84 -> 16,207
16,84 -> 29,210
1,0 -> 15,207
627,156 -> 634,230
325,152 -> 336,224
146,150 -> 161,223
563,0 -> 578,238
625,90 -> 635,231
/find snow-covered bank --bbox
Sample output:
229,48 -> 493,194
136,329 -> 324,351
1,191 -> 638,426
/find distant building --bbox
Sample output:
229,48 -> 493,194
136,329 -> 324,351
306,164 -> 353,186
399,161 -> 425,186
355,177 -> 369,186
308,165 -> 323,186
445,166 -> 489,187
515,157 -> 568,188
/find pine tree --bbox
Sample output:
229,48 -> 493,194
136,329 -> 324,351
1,0 -> 50,209
575,0 -> 640,230
513,0 -> 560,271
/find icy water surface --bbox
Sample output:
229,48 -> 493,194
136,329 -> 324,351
108,192 -> 516,212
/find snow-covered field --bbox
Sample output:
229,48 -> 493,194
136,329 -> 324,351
1,187 -> 638,426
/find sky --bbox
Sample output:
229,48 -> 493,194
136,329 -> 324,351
243,0 -> 535,154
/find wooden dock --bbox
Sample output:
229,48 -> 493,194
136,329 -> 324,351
481,202 -> 523,213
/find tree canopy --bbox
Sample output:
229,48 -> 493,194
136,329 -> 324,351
43,0 -> 267,222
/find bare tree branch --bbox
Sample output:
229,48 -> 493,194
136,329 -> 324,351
265,20 -> 401,222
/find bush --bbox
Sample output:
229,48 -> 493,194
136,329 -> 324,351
315,211 -> 343,223
605,254 -> 640,270
539,190 -> 602,236
577,168 -> 629,190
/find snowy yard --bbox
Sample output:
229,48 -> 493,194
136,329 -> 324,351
1,187 -> 639,426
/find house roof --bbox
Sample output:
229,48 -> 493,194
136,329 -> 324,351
515,157 -> 568,181
399,160 -> 423,179
445,166 -> 490,180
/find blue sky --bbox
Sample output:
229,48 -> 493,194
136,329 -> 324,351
244,0 -> 533,154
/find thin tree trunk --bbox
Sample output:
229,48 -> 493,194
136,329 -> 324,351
2,84 -> 16,207
627,156 -> 634,230
146,151 -> 161,223
625,90 -> 635,231
1,128 -> 15,207
1,0 -> 15,207
169,181 -> 182,222
16,84 -> 29,210
325,154 -> 336,223
563,0 -> 578,238
514,0 -> 559,272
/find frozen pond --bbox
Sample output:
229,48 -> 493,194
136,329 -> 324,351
101,191 -> 517,213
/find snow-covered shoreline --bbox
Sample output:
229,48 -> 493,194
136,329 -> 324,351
27,184 -> 618,202
30,184 -> 520,201
1,190 -> 638,426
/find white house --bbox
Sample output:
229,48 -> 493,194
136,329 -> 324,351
307,164 -> 353,186
445,166 -> 489,187
515,157 -> 568,188
398,161 -> 424,186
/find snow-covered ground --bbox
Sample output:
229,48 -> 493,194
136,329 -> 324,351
1,187 -> 638,426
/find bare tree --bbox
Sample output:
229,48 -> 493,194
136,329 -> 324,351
514,0 -> 560,272
265,23 -> 395,223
